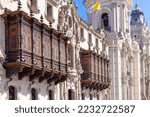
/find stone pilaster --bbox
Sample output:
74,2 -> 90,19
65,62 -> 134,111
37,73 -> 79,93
122,74 -> 128,100
129,79 -> 134,100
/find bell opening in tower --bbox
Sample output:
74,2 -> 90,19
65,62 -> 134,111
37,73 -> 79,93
101,13 -> 111,31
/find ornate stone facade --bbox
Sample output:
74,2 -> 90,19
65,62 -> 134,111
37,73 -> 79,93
0,0 -> 110,100
85,0 -> 150,100
131,4 -> 150,100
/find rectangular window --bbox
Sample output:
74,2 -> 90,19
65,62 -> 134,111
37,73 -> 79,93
31,88 -> 38,100
80,28 -> 84,38
30,0 -> 37,7
29,0 -> 40,14
47,3 -> 53,18
96,38 -> 99,48
88,33 -> 92,43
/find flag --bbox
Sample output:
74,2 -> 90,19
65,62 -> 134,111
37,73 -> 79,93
93,2 -> 100,12
83,0 -> 99,8
87,1 -> 101,13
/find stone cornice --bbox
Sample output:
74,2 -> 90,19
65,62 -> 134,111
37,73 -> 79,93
47,0 -> 59,7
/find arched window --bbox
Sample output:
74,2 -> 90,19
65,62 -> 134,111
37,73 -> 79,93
31,88 -> 37,100
9,86 -> 16,100
82,93 -> 85,100
90,94 -> 93,100
101,13 -> 110,31
97,94 -> 99,100
49,90 -> 54,100
68,89 -> 75,100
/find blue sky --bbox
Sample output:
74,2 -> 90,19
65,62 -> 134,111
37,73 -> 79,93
74,0 -> 150,27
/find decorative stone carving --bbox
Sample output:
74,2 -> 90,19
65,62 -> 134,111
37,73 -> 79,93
122,42 -> 127,52
121,73 -> 128,84
66,29 -> 73,38
118,28 -> 124,39
145,56 -> 150,65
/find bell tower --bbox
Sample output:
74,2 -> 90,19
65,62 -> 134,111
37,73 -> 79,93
85,0 -> 133,33
85,0 -> 137,100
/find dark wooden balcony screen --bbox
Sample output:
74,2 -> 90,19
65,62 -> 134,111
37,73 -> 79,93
3,11 -> 68,80
80,50 -> 110,89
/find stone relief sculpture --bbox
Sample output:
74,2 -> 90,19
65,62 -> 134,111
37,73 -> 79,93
118,28 -> 125,39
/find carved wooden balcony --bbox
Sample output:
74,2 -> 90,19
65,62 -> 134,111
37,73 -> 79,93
2,10 -> 69,84
80,50 -> 110,90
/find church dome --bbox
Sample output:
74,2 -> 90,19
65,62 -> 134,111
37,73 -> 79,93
131,4 -> 145,25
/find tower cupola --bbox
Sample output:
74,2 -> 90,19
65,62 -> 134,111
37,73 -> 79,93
131,4 -> 145,25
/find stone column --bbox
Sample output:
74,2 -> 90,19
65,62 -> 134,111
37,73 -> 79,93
121,48 -> 128,100
109,45 -> 122,100
122,4 -> 125,32
129,79 -> 134,100
78,81 -> 82,100
141,57 -> 146,99
129,57 -> 134,100
75,82 -> 78,100
64,81 -> 68,100
116,3 -> 119,32
133,51 -> 141,100
105,60 -> 108,84
59,82 -> 64,100
112,3 -> 116,32
101,57 -> 104,83
122,76 -> 128,100
147,57 -> 150,99
109,48 -> 115,99
72,45 -> 76,69
102,58 -> 105,83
